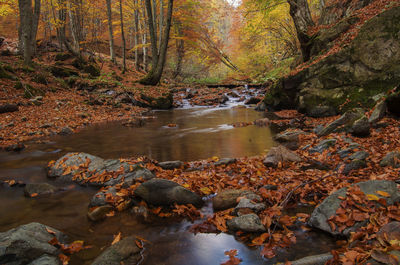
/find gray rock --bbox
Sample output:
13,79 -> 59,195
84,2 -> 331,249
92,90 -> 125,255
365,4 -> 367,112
59,127 -> 73,135
369,101 -> 386,124
135,178 -> 203,207
213,158 -> 236,167
263,145 -> 302,168
91,236 -> 141,265
337,148 -> 354,159
0,223 -> 66,264
262,184 -> 278,191
309,180 -> 400,236
309,138 -> 337,154
318,108 -> 364,136
157,161 -> 183,170
273,130 -> 304,143
350,116 -> 370,136
89,187 -> 117,207
380,151 -> 400,168
212,189 -> 261,211
24,183 -> 57,197
342,159 -> 367,175
27,254 -> 59,265
308,106 -> 336,118
349,151 -> 369,160
104,168 -> 155,187
227,214 -> 266,232
88,205 -> 114,222
48,152 -> 105,184
277,253 -> 333,265
313,125 -> 324,135
233,198 -> 266,215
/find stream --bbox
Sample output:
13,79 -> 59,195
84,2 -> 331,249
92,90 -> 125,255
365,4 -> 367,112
0,95 -> 336,264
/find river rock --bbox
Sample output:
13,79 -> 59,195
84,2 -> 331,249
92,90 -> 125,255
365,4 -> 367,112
88,205 -> 114,222
48,152 -> 105,183
377,221 -> 400,243
233,198 -> 266,215
277,253 -> 334,265
24,183 -> 57,197
273,130 -> 304,150
350,116 -> 370,136
369,100 -> 386,124
91,236 -> 141,265
309,180 -> 400,236
90,187 -> 117,207
27,254 -> 60,265
213,158 -> 236,167
134,178 -> 203,207
212,189 -> 262,211
342,159 -> 366,175
227,214 -> 266,232
263,145 -> 302,168
309,138 -> 337,154
104,167 -> 155,187
317,108 -> 364,136
59,127 -> 73,135
0,222 -> 67,264
157,161 -> 183,170
380,151 -> 400,168
245,97 -> 261,105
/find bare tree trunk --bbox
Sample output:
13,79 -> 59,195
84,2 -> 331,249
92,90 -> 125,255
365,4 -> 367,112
151,0 -> 157,49
159,0 -> 163,51
67,0 -> 81,54
139,0 -> 173,85
119,0 -> 127,72
106,0 -> 117,63
173,20 -> 184,79
287,0 -> 314,62
141,2 -> 148,71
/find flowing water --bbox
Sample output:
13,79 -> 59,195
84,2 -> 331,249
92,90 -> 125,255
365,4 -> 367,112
0,102 -> 335,264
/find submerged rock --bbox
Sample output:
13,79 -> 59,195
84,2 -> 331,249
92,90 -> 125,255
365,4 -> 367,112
135,178 -> 203,207
309,180 -> 400,236
91,236 -> 141,265
24,183 -> 57,197
88,205 -> 114,222
227,214 -> 266,232
0,222 -> 67,264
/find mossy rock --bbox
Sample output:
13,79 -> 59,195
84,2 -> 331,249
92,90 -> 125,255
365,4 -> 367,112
140,92 -> 173,110
55,52 -> 72,61
49,66 -> 79,78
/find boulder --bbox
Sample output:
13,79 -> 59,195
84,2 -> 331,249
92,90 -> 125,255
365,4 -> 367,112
89,187 -> 117,207
103,167 -> 154,187
263,145 -> 302,168
0,223 -> 67,264
369,100 -> 386,124
157,161 -> 183,170
213,158 -> 236,167
380,151 -> 400,168
134,178 -> 203,207
212,189 -> 261,211
140,92 -> 173,110
24,183 -> 57,197
91,236 -> 141,265
350,116 -> 370,136
264,7 -> 400,114
27,254 -> 60,265
309,138 -> 337,154
318,108 -> 364,136
309,180 -> 400,236
227,214 -> 266,232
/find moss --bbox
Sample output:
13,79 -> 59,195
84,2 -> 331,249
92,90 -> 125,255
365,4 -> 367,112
83,64 -> 100,77
23,83 -> 44,98
32,73 -> 48,85
0,65 -> 15,80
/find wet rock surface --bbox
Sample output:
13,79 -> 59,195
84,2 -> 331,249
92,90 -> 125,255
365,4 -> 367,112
212,189 -> 262,211
227,214 -> 266,232
91,236 -> 141,265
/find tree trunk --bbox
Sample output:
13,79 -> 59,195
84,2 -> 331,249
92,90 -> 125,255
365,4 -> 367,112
133,0 -> 139,69
119,0 -> 127,72
173,21 -> 184,79
139,0 -> 173,85
159,0 -> 163,51
287,0 -> 314,62
31,0 -> 41,55
18,0 -> 38,65
67,0 -> 81,54
106,0 -> 116,63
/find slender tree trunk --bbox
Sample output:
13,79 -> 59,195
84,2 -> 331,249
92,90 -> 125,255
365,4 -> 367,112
67,1 -> 81,54
287,0 -> 314,62
151,0 -> 157,49
159,0 -> 163,51
18,0 -> 40,65
134,0 -> 139,69
119,0 -> 127,72
141,1 -> 148,71
139,0 -> 173,85
173,20 -> 184,79
106,0 -> 116,63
